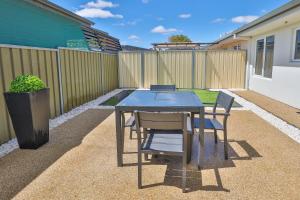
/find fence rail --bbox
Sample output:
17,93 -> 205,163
118,50 -> 247,89
0,45 -> 118,144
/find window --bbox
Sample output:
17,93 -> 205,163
294,29 -> 300,60
255,35 -> 275,78
264,36 -> 275,78
255,39 -> 264,75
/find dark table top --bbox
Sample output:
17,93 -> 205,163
115,90 -> 204,112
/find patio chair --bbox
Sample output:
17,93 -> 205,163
134,111 -> 192,193
150,84 -> 176,91
126,85 -> 176,140
123,112 -> 136,140
193,91 -> 234,160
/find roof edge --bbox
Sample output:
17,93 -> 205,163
28,0 -> 94,25
214,0 -> 300,43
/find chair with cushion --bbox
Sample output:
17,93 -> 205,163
193,91 -> 234,160
134,111 -> 192,193
150,84 -> 176,91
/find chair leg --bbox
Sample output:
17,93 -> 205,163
144,154 -> 149,161
129,127 -> 133,139
182,166 -> 187,193
214,129 -> 218,144
138,150 -> 142,189
143,131 -> 149,161
224,129 -> 228,160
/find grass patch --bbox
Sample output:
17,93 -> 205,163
102,97 -> 119,106
192,89 -> 219,105
179,89 -> 219,106
183,89 -> 241,107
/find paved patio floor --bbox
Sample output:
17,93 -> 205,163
234,90 -> 300,129
0,109 -> 300,200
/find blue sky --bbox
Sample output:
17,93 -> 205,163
50,0 -> 290,48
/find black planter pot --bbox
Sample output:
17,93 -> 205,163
4,88 -> 50,149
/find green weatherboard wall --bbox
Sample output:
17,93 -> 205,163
0,0 -> 88,49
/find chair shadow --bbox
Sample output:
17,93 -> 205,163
124,132 -> 262,193
0,109 -> 113,200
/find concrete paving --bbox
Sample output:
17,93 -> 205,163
0,109 -> 299,200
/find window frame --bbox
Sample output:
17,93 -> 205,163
254,34 -> 275,79
292,27 -> 300,61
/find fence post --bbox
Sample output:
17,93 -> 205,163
156,51 -> 159,85
57,48 -> 64,114
99,52 -> 102,94
116,52 -> 120,89
100,53 -> 105,94
141,51 -> 145,88
203,51 -> 207,89
192,51 -> 195,89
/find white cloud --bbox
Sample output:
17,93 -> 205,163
82,0 -> 118,8
76,0 -> 122,19
156,17 -> 164,21
75,8 -> 123,19
113,22 -> 126,26
128,35 -> 140,40
127,19 -> 142,26
142,0 -> 150,4
179,13 -> 191,19
151,25 -> 178,34
212,18 -> 226,23
113,19 -> 141,27
231,15 -> 259,24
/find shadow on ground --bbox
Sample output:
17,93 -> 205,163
123,132 -> 262,193
0,109 -> 113,200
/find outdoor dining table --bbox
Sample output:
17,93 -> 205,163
115,90 -> 205,167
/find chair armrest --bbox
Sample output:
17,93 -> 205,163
204,112 -> 230,116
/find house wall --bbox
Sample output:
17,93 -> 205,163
247,22 -> 300,109
0,0 -> 87,49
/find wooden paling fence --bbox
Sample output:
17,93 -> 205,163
118,50 -> 247,89
0,45 -> 118,144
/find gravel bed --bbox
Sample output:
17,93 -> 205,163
0,89 -> 125,158
223,89 -> 300,143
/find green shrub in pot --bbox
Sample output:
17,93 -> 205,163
9,75 -> 46,93
4,74 -> 50,149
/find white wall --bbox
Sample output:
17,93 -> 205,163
247,22 -> 300,109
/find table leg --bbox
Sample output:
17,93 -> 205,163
188,113 -> 196,163
198,107 -> 205,169
115,109 -> 123,167
199,108 -> 205,145
121,112 -> 125,153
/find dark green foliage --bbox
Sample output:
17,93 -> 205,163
168,35 -> 192,43
102,97 -> 119,106
9,75 -> 46,93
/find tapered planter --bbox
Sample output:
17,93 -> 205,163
4,88 -> 50,149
